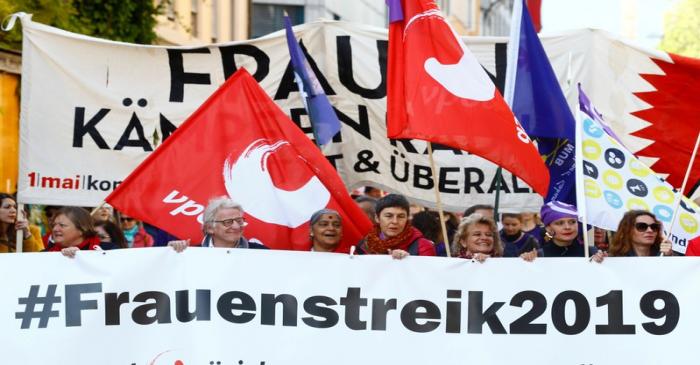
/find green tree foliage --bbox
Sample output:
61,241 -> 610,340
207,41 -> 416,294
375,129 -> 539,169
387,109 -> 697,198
660,0 -> 700,58
0,0 -> 164,50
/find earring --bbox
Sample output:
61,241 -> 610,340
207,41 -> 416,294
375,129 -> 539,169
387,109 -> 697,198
544,231 -> 554,241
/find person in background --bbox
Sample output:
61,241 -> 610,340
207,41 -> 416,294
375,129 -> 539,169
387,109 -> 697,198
94,220 -> 127,249
46,207 -> 102,257
520,212 -> 544,245
608,210 -> 672,257
364,186 -> 382,199
412,211 -> 446,256
500,213 -> 539,258
169,197 -> 268,251
309,209 -> 343,252
42,205 -> 61,248
409,203 -> 424,220
354,195 -> 377,222
593,227 -> 611,251
119,213 -> 154,248
451,213 -> 503,262
91,203 -> 114,223
463,204 -> 495,221
143,222 -> 179,247
356,194 -> 436,258
0,193 -> 44,253
539,201 -> 603,261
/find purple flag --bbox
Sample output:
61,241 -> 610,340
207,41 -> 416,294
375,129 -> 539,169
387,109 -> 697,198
386,0 -> 404,23
578,83 -> 626,147
284,16 -> 341,146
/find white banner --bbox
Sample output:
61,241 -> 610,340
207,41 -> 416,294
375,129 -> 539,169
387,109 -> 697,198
1,248 -> 698,364
16,15 -> 673,211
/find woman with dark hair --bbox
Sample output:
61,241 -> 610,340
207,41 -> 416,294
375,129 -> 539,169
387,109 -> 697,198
609,210 -> 672,257
94,220 -> 127,249
309,209 -> 343,252
539,201 -> 604,262
46,207 -> 102,257
356,194 -> 436,258
0,193 -> 44,253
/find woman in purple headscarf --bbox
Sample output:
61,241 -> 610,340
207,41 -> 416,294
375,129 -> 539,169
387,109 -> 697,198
539,201 -> 603,261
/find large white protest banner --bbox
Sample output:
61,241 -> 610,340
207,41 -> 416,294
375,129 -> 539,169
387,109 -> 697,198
1,249 -> 699,365
16,14 -> 697,209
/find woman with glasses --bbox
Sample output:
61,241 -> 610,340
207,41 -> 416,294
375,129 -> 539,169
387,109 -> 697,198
609,210 -> 673,257
168,197 -> 268,251
94,220 -> 127,249
118,213 -> 154,248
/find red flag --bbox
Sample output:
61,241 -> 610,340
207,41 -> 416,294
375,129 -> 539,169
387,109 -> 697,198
526,0 -> 542,33
386,0 -> 550,196
106,69 -> 372,252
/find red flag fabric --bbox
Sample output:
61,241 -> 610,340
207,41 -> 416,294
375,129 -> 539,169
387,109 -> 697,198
526,0 -> 542,33
386,0 -> 550,196
106,69 -> 372,252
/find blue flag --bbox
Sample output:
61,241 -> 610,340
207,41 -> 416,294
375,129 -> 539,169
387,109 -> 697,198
283,16 -> 341,146
504,0 -> 576,204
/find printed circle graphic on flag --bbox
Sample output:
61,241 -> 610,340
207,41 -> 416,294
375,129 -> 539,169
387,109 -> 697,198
582,161 -> 599,179
604,190 -> 623,209
602,170 -> 623,190
583,140 -> 602,160
583,118 -> 604,138
653,186 -> 675,204
652,205 -> 673,222
626,197 -> 650,211
604,148 -> 625,169
584,179 -> 602,198
626,179 -> 648,197
629,159 -> 652,178
679,212 -> 699,234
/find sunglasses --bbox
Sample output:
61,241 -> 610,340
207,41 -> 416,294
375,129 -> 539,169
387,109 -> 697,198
634,222 -> 661,232
120,217 -> 135,222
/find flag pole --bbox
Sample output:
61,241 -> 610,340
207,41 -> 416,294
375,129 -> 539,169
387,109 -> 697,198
493,167 -> 503,223
665,130 -> 700,256
574,108 -> 590,258
90,201 -> 106,216
427,142 -> 452,257
15,203 -> 24,253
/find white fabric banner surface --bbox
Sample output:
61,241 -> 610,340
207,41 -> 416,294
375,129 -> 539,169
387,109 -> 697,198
16,15 -> 672,211
1,248 -> 699,365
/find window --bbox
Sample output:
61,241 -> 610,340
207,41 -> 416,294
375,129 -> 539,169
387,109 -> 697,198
251,4 -> 304,38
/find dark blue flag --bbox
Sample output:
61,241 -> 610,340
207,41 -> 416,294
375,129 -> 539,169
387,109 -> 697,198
283,16 -> 341,146
504,0 -> 576,204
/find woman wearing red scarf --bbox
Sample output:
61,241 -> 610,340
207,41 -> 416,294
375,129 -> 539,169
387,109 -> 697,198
46,207 -> 102,257
356,194 -> 436,257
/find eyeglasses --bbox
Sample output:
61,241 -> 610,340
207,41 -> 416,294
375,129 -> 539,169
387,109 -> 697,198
212,218 -> 247,227
120,217 -> 135,222
634,222 -> 661,232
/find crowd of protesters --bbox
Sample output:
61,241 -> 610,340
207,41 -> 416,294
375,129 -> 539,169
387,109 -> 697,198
0,188 -> 696,259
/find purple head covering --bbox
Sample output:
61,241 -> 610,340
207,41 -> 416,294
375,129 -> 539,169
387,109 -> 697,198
540,201 -> 578,226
